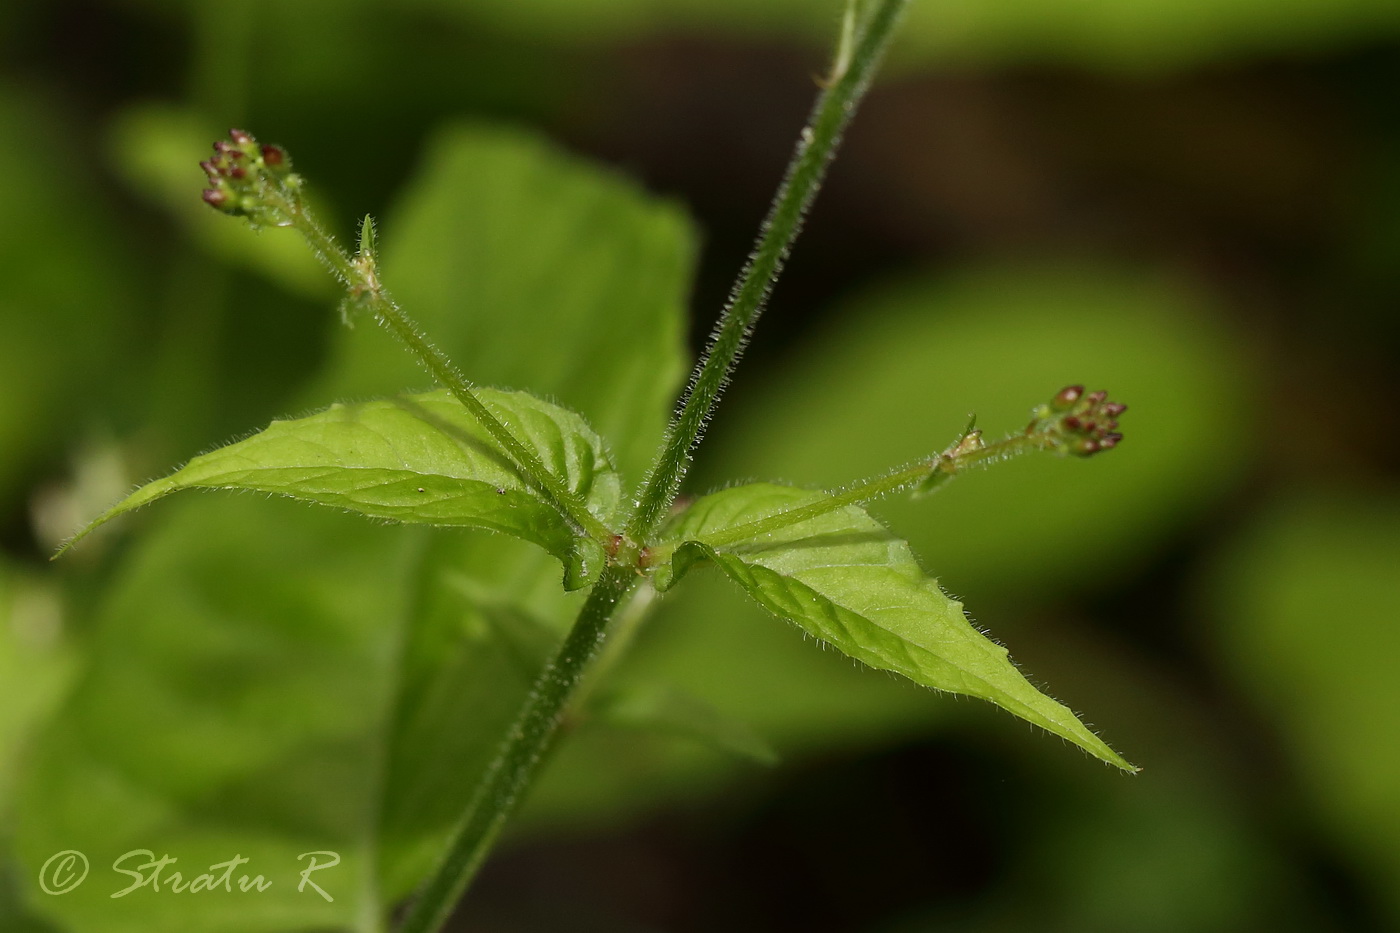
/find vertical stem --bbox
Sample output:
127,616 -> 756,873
392,5 -> 913,929
396,565 -> 638,933
625,0 -> 910,540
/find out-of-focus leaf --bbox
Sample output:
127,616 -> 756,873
107,104 -> 330,299
658,483 -> 1133,769
0,568 -> 75,811
693,264 -> 1253,602
0,563 -> 71,933
14,498 -> 414,933
1209,491 -> 1400,921
0,851 -> 59,933
316,122 -> 695,483
372,528 -> 588,900
588,684 -> 779,766
68,389 -> 622,584
0,86 -> 136,501
411,0 -> 1400,70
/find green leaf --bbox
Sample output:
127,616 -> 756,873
588,684 -> 778,766
67,388 -> 622,586
657,483 -> 1135,771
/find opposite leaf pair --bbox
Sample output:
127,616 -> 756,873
67,362 -> 1134,772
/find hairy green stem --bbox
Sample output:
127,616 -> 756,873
396,565 -> 638,933
392,5 -> 913,928
282,201 -> 613,544
625,0 -> 910,541
685,431 -> 1058,552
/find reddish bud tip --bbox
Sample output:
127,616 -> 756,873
199,159 -> 218,177
1053,385 -> 1084,409
202,188 -> 228,208
1101,433 -> 1123,448
229,128 -> 253,145
229,166 -> 247,180
1103,402 -> 1127,417
1087,390 -> 1107,404
1063,415 -> 1083,431
261,144 -> 285,166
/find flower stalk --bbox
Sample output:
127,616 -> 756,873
676,386 -> 1127,553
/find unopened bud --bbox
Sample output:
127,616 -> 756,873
1027,385 -> 1128,457
1052,385 -> 1084,410
199,128 -> 302,225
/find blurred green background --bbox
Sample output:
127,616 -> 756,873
2,0 -> 1399,930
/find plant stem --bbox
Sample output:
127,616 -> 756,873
396,564 -> 638,933
393,6 -> 914,929
686,431 -> 1058,552
283,201 -> 613,544
624,0 -> 911,541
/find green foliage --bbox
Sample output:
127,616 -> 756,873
0,87 -> 136,503
587,684 -> 779,766
14,125 -> 698,931
656,483 -> 1133,769
17,498 -> 411,933
413,0 -> 1400,69
1211,492 -> 1400,922
0,566 -> 73,813
67,389 -> 622,586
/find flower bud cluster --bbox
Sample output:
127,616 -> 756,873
200,128 -> 300,226
1027,385 -> 1126,457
